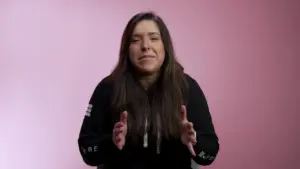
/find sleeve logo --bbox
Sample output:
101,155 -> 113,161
85,104 -> 93,117
198,151 -> 215,161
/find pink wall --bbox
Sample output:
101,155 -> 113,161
1,0 -> 299,169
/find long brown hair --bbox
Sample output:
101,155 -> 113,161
107,11 -> 189,139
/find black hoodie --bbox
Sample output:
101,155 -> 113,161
78,74 -> 219,169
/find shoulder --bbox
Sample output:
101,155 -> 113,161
91,75 -> 114,99
96,75 -> 113,88
184,73 -> 201,90
183,73 -> 207,102
94,76 -> 111,90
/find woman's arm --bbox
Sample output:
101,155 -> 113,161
77,78 -> 123,166
186,75 -> 220,166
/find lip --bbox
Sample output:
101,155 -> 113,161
139,55 -> 155,60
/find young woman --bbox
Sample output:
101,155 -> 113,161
78,11 -> 219,169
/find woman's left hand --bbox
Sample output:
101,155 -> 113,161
180,105 -> 197,156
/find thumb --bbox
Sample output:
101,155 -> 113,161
120,111 -> 128,124
180,105 -> 187,122
187,143 -> 196,157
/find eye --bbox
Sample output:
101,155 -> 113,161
150,36 -> 160,41
131,39 -> 140,43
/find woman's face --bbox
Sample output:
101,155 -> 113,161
129,20 -> 165,75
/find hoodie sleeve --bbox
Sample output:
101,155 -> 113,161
77,78 -> 123,166
186,75 -> 220,166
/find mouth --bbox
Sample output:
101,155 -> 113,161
139,55 -> 155,60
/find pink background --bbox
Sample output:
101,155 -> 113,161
1,0 -> 299,169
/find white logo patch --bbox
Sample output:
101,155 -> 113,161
85,104 -> 93,117
197,150 -> 215,161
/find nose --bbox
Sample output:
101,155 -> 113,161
141,39 -> 150,51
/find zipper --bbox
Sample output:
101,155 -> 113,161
143,117 -> 148,148
156,131 -> 161,154
143,115 -> 161,154
156,114 -> 161,154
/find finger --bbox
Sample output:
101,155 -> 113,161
117,145 -> 122,150
117,134 -> 125,141
120,111 -> 128,124
187,128 -> 195,136
186,122 -> 194,131
116,142 -> 123,150
187,143 -> 196,156
114,122 -> 124,128
182,122 -> 193,132
188,130 -> 195,136
119,142 -> 125,150
115,136 -> 122,143
117,139 -> 125,150
115,137 -> 124,149
114,127 -> 125,135
180,105 -> 187,122
189,135 -> 197,144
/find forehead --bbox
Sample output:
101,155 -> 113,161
132,20 -> 161,35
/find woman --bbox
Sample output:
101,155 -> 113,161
78,11 -> 219,169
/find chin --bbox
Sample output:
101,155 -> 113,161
136,66 -> 158,75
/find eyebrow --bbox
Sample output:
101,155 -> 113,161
132,32 -> 160,37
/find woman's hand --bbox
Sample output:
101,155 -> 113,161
180,105 -> 197,156
112,111 -> 128,150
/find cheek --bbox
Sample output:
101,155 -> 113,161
156,46 -> 165,62
157,53 -> 165,63
129,46 -> 140,61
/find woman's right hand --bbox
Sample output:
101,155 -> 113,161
112,111 -> 128,150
